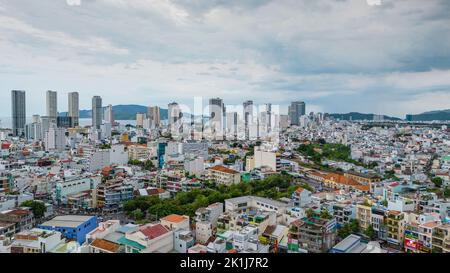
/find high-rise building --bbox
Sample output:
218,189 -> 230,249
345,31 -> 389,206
25,122 -> 42,140
68,92 -> 79,127
46,90 -> 58,119
289,101 -> 306,126
136,113 -> 146,128
148,106 -> 161,127
44,127 -> 66,152
92,96 -> 103,130
168,102 -> 182,134
265,103 -> 272,132
226,112 -> 238,140
32,115 -> 40,124
243,100 -> 253,140
57,116 -> 74,128
105,104 -> 114,124
11,90 -> 26,137
209,98 -> 225,139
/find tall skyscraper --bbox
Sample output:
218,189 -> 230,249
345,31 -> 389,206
243,100 -> 253,140
148,106 -> 161,127
11,90 -> 26,137
136,113 -> 146,128
68,92 -> 79,127
266,103 -> 272,132
226,112 -> 238,140
92,96 -> 103,129
289,101 -> 306,126
168,102 -> 182,134
209,98 -> 226,139
105,104 -> 114,124
46,90 -> 58,119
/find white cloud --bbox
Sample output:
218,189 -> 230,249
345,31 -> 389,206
0,15 -> 128,55
0,0 -> 449,117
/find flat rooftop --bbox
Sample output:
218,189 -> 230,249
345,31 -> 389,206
40,215 -> 95,228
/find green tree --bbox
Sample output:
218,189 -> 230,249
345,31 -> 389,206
20,200 -> 46,219
306,208 -> 316,218
432,177 -> 443,188
444,187 -> 450,198
364,225 -> 376,240
320,209 -> 333,220
349,219 -> 360,234
338,219 -> 360,239
143,160 -> 155,171
131,209 -> 144,221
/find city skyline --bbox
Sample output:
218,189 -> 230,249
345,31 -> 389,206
0,0 -> 450,117
1,1 -> 450,260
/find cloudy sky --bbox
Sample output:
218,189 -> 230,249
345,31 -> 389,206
0,0 -> 450,117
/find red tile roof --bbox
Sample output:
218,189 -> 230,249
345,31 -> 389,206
90,239 -> 121,253
210,165 -> 239,175
161,214 -> 188,224
140,224 -> 169,239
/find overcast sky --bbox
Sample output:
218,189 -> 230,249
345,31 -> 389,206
1,0 -> 450,117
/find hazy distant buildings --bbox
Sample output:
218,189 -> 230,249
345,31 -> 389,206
209,98 -> 226,139
289,101 -> 306,126
40,116 -> 56,138
46,90 -> 58,119
148,106 -> 161,128
243,100 -> 253,140
25,122 -> 42,140
104,104 -> 114,124
11,90 -> 26,137
136,113 -> 146,128
168,102 -> 182,134
92,96 -> 102,130
226,112 -> 238,140
68,92 -> 79,127
44,127 -> 66,152
57,116 -> 74,128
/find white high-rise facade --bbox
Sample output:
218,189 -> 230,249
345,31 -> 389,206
105,104 -> 114,124
209,98 -> 226,140
44,127 -> 66,152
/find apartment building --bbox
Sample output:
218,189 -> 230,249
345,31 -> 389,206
356,203 -> 372,230
386,211 -> 405,248
0,209 -> 34,236
209,165 -> 241,186
195,203 -> 224,244
225,196 -> 287,215
96,179 -> 134,209
432,223 -> 450,253
288,217 -> 337,253
10,228 -> 63,253
120,223 -> 173,253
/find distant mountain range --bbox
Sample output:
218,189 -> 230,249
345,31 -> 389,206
406,109 -> 450,121
61,105 -> 450,122
329,109 -> 450,121
60,105 -> 168,120
327,112 -> 401,121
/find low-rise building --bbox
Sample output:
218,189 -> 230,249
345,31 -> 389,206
195,203 -> 224,244
38,215 -> 98,245
288,217 -> 337,253
10,228 -> 64,253
209,165 -> 241,186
